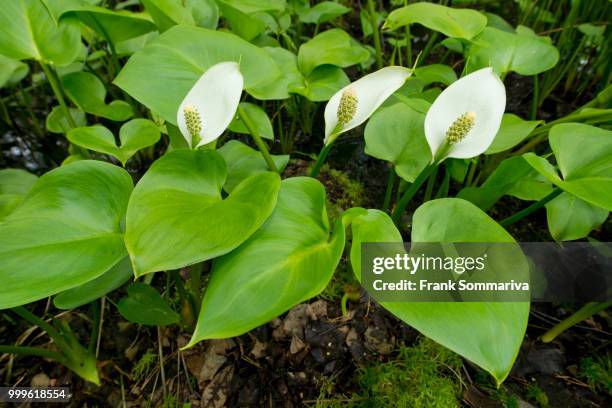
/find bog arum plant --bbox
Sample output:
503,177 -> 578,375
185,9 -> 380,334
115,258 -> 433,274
177,61 -> 243,148
392,67 -> 506,225
311,66 -> 414,177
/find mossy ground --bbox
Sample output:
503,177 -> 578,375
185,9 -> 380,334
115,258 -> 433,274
314,337 -> 463,407
579,353 -> 612,396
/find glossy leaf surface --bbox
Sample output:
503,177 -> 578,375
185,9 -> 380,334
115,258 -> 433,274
349,201 -> 529,384
467,27 -> 559,76
384,2 -> 487,39
524,123 -> 612,211
187,177 -> 355,346
0,161 -> 133,309
68,119 -> 160,166
297,29 -> 369,75
0,0 -> 81,65
364,103 -> 431,182
125,150 -> 280,276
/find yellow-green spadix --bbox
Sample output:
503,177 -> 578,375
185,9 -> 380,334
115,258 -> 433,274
324,66 -> 413,144
177,61 -> 244,148
425,67 -> 506,161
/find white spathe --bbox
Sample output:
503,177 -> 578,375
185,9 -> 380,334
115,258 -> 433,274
177,61 -> 244,148
324,66 -> 413,144
424,67 -> 506,160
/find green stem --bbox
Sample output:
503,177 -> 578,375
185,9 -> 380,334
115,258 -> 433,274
189,264 -> 202,309
530,74 -> 539,120
310,142 -> 334,178
392,164 -> 436,226
422,165 -> 438,203
341,293 -> 350,317
0,345 -> 65,362
465,156 -> 479,186
405,24 -> 412,67
499,187 -> 562,227
172,271 -> 188,303
435,167 -> 451,198
172,271 -> 196,329
40,62 -> 76,129
541,301 -> 612,343
382,166 -> 396,212
238,105 -> 278,173
12,306 -> 61,340
367,0 -> 383,69
19,86 -> 44,138
88,300 -> 100,353
420,32 -> 439,62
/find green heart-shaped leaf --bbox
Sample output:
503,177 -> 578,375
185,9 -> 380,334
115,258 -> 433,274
298,1 -> 350,25
364,103 -> 431,182
118,283 -> 180,326
384,2 -> 487,39
297,28 -> 369,76
349,200 -> 529,385
0,0 -> 81,65
67,119 -> 161,166
187,177 -> 358,346
524,123 -> 612,211
0,160 -> 133,309
114,25 -> 279,124
63,72 -> 133,121
467,26 -> 559,76
125,149 -> 281,276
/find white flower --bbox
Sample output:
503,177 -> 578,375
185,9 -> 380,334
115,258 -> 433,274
424,67 -> 506,161
177,62 -> 244,148
324,66 -> 413,144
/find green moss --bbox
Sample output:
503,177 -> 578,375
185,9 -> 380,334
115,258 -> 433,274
579,353 -> 612,395
525,383 -> 549,407
473,370 -> 520,408
316,337 -> 464,407
318,165 -> 366,224
131,348 -> 157,382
